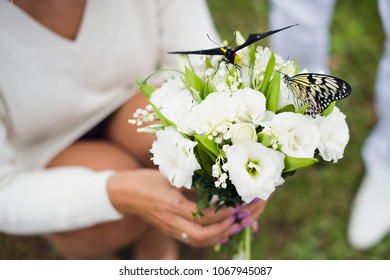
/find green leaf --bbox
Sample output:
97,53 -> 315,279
324,101 -> 336,116
193,143 -> 215,174
205,56 -> 213,69
284,155 -> 318,173
184,67 -> 205,99
265,71 -> 280,112
277,104 -> 296,113
248,45 -> 256,88
257,132 -> 272,148
135,68 -> 184,99
136,79 -> 155,99
149,101 -> 175,127
248,45 -> 256,68
204,80 -> 216,98
136,123 -> 165,133
295,59 -> 300,75
194,134 -> 220,157
260,52 -> 276,93
297,104 -> 309,115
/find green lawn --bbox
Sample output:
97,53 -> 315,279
1,0 -> 389,260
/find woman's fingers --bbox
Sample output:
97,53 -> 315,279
234,198 -> 267,232
171,213 -> 239,247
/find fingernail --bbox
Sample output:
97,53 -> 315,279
230,225 -> 242,235
241,219 -> 253,229
233,205 -> 244,214
237,210 -> 250,220
218,237 -> 229,244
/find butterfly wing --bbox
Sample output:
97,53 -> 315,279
168,47 -> 225,56
284,73 -> 352,116
233,24 -> 298,52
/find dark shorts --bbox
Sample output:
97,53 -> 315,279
79,113 -> 114,140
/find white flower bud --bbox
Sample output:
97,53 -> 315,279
229,123 -> 258,144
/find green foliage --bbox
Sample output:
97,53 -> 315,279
265,70 -> 280,112
260,52 -> 275,94
136,78 -> 156,99
284,155 -> 318,173
184,67 -> 206,99
192,174 -> 241,217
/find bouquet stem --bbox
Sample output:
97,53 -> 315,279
233,226 -> 252,260
244,226 -> 251,260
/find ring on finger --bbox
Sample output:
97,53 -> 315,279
181,232 -> 190,243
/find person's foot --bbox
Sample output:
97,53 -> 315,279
348,171 -> 390,249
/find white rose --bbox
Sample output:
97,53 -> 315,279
226,123 -> 258,144
225,142 -> 285,202
315,107 -> 350,162
150,127 -> 200,189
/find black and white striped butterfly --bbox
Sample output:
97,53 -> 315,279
282,73 -> 352,116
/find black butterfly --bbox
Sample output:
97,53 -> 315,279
168,24 -> 298,70
282,73 -> 352,116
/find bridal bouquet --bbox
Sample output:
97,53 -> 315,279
129,32 -> 350,259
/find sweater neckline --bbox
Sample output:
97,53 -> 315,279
0,0 -> 94,49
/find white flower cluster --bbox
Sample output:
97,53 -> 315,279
132,36 -> 350,204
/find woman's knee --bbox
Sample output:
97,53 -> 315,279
47,215 -> 149,259
46,140 -> 141,171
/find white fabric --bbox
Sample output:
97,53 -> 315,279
349,0 -> 390,249
362,0 -> 390,174
269,0 -> 335,72
348,170 -> 390,249
0,0 -> 218,235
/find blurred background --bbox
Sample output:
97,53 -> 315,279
1,0 -> 388,259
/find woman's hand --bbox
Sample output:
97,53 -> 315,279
108,169 -> 246,247
233,198 -> 267,233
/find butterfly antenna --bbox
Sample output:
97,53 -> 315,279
228,32 -> 237,48
274,69 -> 284,75
206,33 -> 224,48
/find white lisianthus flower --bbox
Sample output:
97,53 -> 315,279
150,79 -> 194,135
225,142 -> 285,202
315,107 -> 350,162
262,112 -> 320,158
231,88 -> 267,125
189,92 -> 237,135
150,127 -> 200,189
226,123 -> 258,144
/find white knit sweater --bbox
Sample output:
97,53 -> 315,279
0,0 -> 218,234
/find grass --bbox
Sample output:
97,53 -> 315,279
201,0 -> 388,260
1,0 -> 389,260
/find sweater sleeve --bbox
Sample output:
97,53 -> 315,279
157,0 -> 220,69
0,123 -> 122,235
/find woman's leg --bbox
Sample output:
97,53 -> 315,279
46,140 -> 177,260
46,140 -> 150,259
104,93 -> 179,260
